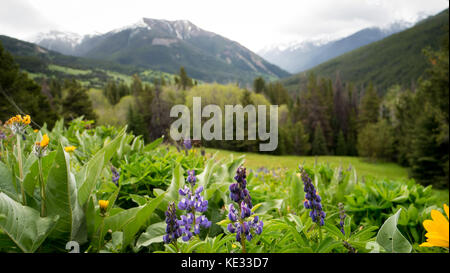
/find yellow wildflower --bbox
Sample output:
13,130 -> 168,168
99,200 -> 109,216
34,129 -> 39,133
420,204 -> 449,248
231,244 -> 237,249
22,115 -> 31,125
40,134 -> 49,148
65,146 -> 76,153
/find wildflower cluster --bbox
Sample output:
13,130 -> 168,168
163,202 -> 182,244
33,134 -> 50,158
338,203 -> 346,235
5,114 -> 31,135
300,167 -> 326,226
227,166 -> 263,246
177,170 -> 211,241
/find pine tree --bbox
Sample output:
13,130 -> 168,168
0,42 -> 58,127
178,67 -> 193,90
312,124 -> 328,155
358,82 -> 380,129
253,76 -> 265,94
335,130 -> 347,155
61,79 -> 96,122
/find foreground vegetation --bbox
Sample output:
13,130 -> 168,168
0,117 -> 448,253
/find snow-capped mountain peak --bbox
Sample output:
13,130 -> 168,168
30,30 -> 83,48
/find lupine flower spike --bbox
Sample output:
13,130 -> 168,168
227,166 -> 263,252
177,170 -> 211,241
111,165 -> 120,186
163,202 -> 182,245
300,166 -> 326,226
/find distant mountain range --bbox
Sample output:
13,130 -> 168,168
258,21 -> 414,74
30,18 -> 290,84
281,9 -> 449,94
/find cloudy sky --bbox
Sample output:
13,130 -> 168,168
0,0 -> 448,52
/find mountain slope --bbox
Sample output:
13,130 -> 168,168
260,22 -> 411,74
33,18 -> 290,84
281,9 -> 449,93
0,35 -> 176,88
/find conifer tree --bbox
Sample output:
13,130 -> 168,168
312,124 -> 328,155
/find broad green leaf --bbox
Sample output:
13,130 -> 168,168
254,199 -> 283,215
45,143 -> 86,244
23,151 -> 56,197
121,193 -> 165,249
0,161 -> 17,201
376,209 -> 412,253
157,164 -> 184,211
77,128 -> 125,206
136,221 -> 166,248
0,192 -> 59,253
144,137 -> 163,152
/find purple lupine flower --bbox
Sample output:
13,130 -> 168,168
229,166 -> 252,208
226,166 -> 263,246
111,166 -> 120,186
177,170 -> 211,241
183,138 -> 192,150
338,203 -> 346,235
300,166 -> 326,226
0,131 -> 6,140
163,202 -> 182,244
187,170 -> 196,186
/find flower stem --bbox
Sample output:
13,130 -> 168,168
38,158 -> 46,217
318,224 -> 323,242
238,202 -> 247,253
16,134 -> 26,205
97,217 -> 106,252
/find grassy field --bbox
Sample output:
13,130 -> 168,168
198,147 -> 449,204
202,147 -> 409,180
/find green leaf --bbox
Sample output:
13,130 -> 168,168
136,221 -> 166,248
376,209 -> 412,253
323,222 -> 345,240
0,161 -> 17,201
77,128 -> 125,206
157,164 -> 184,211
254,199 -> 283,215
23,151 -> 56,197
45,143 -> 86,244
0,192 -> 59,253
144,137 -> 163,152
121,193 -> 165,249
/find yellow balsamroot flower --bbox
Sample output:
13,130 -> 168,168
40,134 -> 49,148
420,204 -> 449,248
5,114 -> 31,135
22,115 -> 31,125
34,129 -> 39,133
99,200 -> 109,216
65,146 -> 76,153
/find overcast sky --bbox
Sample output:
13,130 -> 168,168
0,0 -> 448,52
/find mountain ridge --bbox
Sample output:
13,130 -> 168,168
31,18 -> 290,84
